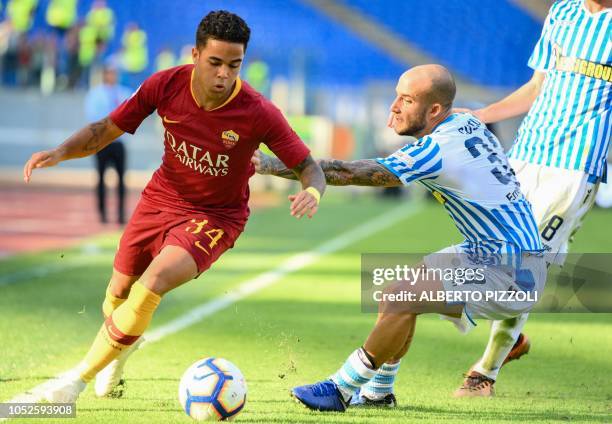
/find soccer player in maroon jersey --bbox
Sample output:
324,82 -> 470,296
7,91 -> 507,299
23,10 -> 325,403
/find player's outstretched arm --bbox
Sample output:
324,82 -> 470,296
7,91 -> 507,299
286,154 -> 326,219
24,117 -> 124,183
319,159 -> 402,187
253,150 -> 401,187
454,70 -> 546,123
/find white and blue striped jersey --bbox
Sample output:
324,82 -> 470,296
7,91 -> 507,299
378,113 -> 543,266
509,0 -> 611,181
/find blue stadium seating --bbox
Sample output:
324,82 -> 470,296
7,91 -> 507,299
7,0 -> 543,88
18,0 -> 405,87
339,0 -> 544,87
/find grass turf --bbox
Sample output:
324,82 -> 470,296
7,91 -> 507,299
1,191 -> 611,423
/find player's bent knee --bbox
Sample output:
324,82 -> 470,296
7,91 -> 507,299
139,269 -> 193,296
139,272 -> 173,296
139,246 -> 199,294
109,268 -> 140,298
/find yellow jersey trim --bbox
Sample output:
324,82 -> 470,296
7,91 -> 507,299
210,77 -> 242,111
190,69 -> 243,111
190,68 -> 201,108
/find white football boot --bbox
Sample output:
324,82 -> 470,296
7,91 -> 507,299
43,369 -> 87,403
94,337 -> 144,397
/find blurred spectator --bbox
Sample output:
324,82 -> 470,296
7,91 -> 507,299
0,19 -> 10,56
78,23 -> 97,84
179,44 -> 192,65
120,22 -> 148,86
63,23 -> 80,88
3,0 -> 36,86
27,31 -> 45,85
45,0 -> 77,90
1,21 -> 19,85
155,46 -> 176,72
15,31 -> 31,85
6,0 -> 38,34
84,65 -> 132,224
86,0 -> 115,47
45,0 -> 77,37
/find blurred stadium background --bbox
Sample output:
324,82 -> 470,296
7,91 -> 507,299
0,1 -> 611,422
0,0 -> 579,256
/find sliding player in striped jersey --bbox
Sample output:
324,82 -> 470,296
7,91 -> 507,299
254,65 -> 546,411
453,0 -> 611,397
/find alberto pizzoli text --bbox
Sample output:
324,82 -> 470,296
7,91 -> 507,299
372,290 -> 538,303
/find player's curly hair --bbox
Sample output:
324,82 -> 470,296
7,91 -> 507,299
196,10 -> 251,51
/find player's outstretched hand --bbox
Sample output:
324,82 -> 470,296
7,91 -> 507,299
288,190 -> 319,219
453,108 -> 484,121
23,149 -> 62,183
452,107 -> 473,114
251,149 -> 272,175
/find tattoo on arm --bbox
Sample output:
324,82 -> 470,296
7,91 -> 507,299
57,117 -> 124,160
291,155 -> 326,194
263,155 -> 401,187
83,118 -> 111,153
259,155 -> 298,179
321,159 -> 401,187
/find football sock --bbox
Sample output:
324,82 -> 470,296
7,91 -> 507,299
361,360 -> 401,399
102,283 -> 127,318
330,348 -> 377,402
472,313 -> 528,380
78,282 -> 161,383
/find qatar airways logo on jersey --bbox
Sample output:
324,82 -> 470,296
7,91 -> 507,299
165,129 -> 229,176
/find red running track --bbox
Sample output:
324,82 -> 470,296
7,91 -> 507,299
0,185 -> 138,257
0,185 -> 280,258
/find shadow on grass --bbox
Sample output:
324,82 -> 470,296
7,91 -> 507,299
395,403 -> 610,423
3,295 -> 611,423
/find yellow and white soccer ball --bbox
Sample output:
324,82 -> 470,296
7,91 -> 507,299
178,357 -> 247,421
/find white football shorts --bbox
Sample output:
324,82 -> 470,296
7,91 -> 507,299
510,159 -> 600,265
424,245 -> 547,333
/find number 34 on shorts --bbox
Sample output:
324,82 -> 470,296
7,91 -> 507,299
185,218 -> 225,255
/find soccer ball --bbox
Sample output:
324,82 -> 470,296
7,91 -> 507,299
178,357 -> 247,421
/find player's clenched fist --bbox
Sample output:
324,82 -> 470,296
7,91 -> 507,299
23,149 -> 62,183
288,187 -> 320,219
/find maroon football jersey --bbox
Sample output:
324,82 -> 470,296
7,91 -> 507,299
110,65 -> 310,230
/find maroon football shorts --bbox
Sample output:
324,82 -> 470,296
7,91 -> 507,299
114,200 -> 242,276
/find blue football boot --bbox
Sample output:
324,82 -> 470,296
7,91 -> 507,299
291,380 -> 348,412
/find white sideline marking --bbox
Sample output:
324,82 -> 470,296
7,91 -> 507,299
146,202 -> 419,343
2,202 -> 421,410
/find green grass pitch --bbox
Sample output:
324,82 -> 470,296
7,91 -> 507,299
1,191 -> 611,423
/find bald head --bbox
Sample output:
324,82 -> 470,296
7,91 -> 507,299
389,64 -> 456,138
398,64 -> 456,110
